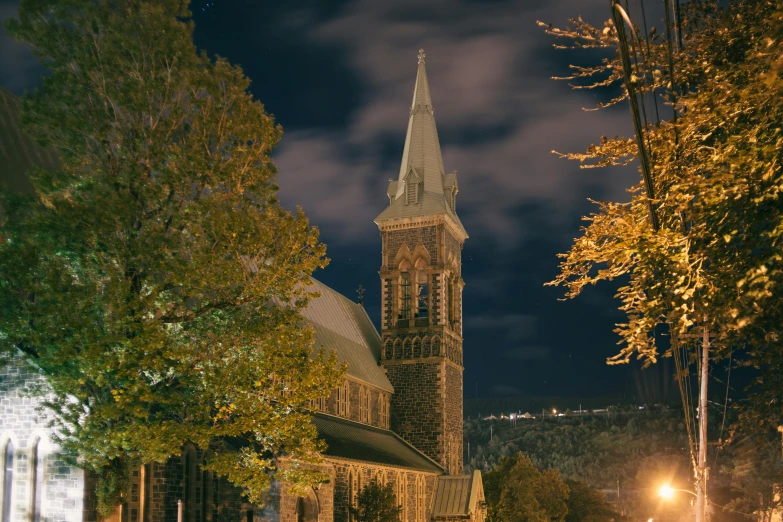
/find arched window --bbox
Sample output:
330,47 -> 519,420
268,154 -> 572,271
397,473 -> 406,522
338,381 -> 349,418
2,440 -> 13,522
412,338 -> 421,358
296,488 -> 319,522
30,438 -> 43,522
398,272 -> 412,320
415,269 -> 428,319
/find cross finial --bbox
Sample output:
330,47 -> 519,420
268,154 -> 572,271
418,48 -> 426,64
356,284 -> 365,305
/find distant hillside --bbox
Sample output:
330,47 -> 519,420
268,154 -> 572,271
463,403 -> 742,521
464,395 -> 641,419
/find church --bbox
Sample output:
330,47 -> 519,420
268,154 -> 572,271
0,50 -> 485,522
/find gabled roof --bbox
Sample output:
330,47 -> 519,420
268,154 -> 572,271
0,88 -> 58,194
301,279 -> 393,393
313,413 -> 443,473
375,50 -> 467,240
432,470 -> 485,518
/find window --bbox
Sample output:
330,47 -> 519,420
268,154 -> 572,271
296,488 -> 319,522
2,441 -> 13,522
416,279 -> 428,319
30,438 -> 43,522
416,476 -> 424,522
358,387 -> 366,423
446,279 -> 455,326
399,273 -> 411,320
380,395 -> 390,428
338,381 -> 349,418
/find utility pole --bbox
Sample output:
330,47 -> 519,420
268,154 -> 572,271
696,322 -> 710,522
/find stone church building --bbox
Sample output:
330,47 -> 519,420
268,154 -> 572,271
0,50 -> 484,522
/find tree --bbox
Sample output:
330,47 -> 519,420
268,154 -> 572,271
542,1 -> 783,433
484,454 -> 570,522
1,0 -> 343,515
724,429 -> 783,522
564,480 -> 625,522
347,481 -> 402,522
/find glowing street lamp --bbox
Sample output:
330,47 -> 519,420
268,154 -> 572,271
658,484 -> 697,500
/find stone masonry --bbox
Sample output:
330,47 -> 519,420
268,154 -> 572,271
0,353 -> 95,522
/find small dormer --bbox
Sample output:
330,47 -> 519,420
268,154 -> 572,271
386,180 -> 398,205
404,167 -> 422,205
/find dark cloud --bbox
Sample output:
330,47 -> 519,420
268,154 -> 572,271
503,346 -> 551,362
489,384 -> 525,396
0,2 -> 45,95
0,0 -> 664,399
274,0 -> 638,246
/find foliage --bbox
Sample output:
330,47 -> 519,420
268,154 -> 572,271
564,479 -> 625,522
347,481 -> 402,522
484,454 -> 570,522
1,0 -> 343,515
542,0 -> 783,432
465,407 -> 726,519
723,427 -> 783,522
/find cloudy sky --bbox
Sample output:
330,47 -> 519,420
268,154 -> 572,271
0,0 -> 681,404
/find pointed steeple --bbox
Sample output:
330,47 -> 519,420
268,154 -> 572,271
376,49 -> 467,240
394,49 -> 445,199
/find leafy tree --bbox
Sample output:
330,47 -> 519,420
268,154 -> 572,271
564,480 -> 625,522
1,0 -> 343,515
724,429 -> 783,522
484,454 -> 569,522
347,481 -> 402,522
543,0 -> 783,433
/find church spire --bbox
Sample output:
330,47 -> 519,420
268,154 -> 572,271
376,49 -> 467,240
394,48 -> 445,199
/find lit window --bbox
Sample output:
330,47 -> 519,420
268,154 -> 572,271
416,279 -> 428,319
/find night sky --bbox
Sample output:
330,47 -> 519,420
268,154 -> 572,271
0,0 -> 682,403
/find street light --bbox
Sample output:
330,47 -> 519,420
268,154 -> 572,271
659,484 -> 697,499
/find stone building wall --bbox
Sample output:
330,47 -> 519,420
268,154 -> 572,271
0,353 -> 94,522
383,361 -> 444,468
384,227 -> 438,269
444,362 -> 464,475
322,378 -> 390,429
329,461 -> 436,522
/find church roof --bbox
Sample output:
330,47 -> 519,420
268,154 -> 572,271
432,470 -> 485,518
0,88 -> 58,193
302,279 -> 393,393
312,413 -> 443,473
375,50 -> 467,239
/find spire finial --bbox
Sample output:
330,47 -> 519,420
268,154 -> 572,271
356,284 -> 365,305
418,48 -> 426,64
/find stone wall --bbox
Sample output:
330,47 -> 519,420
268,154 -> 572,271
384,227 -> 438,269
0,353 -> 94,522
330,461 -> 436,522
323,378 -> 390,429
383,360 -> 444,468
444,362 -> 464,475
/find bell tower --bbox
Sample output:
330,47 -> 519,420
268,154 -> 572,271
375,49 -> 467,475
